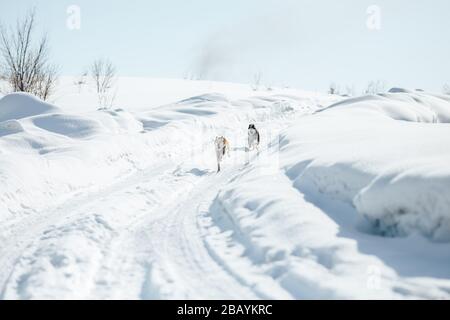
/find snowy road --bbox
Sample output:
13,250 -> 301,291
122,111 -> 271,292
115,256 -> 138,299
1,80 -> 450,299
0,90 -> 302,299
0,127 -> 290,299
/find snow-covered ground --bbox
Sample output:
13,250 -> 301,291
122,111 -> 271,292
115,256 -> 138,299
0,78 -> 449,299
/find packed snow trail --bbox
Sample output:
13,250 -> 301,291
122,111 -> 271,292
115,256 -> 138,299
96,160 -> 282,300
0,128 -> 290,299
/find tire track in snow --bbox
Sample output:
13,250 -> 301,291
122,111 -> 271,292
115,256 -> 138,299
137,167 -> 263,299
0,163 -> 173,299
91,160 -> 268,299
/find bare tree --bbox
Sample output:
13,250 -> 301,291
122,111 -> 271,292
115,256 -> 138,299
90,58 -> 116,107
443,84 -> 450,95
34,64 -> 58,100
0,10 -> 58,100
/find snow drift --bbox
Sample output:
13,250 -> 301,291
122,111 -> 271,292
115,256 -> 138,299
0,93 -> 58,122
323,88 -> 450,123
290,90 -> 450,241
220,88 -> 450,243
209,89 -> 450,298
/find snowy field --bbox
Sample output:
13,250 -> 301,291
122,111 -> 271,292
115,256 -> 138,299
0,78 -> 449,299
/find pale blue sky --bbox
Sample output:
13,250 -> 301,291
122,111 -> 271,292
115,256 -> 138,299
1,0 -> 449,91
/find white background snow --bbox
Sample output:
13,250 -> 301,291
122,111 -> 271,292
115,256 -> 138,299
1,78 -> 450,299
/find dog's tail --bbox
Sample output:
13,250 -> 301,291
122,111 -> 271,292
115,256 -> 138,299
224,139 -> 230,156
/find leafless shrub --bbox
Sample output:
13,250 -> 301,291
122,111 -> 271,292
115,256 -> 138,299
328,83 -> 358,97
364,80 -> 386,95
328,82 -> 340,95
0,10 -> 58,100
89,58 -> 116,107
344,85 -> 355,97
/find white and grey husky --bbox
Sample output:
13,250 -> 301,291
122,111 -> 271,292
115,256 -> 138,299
248,124 -> 260,151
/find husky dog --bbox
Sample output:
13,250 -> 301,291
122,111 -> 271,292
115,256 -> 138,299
214,136 -> 230,172
248,124 -> 260,151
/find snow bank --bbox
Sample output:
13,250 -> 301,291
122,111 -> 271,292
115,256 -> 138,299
0,93 -> 58,122
285,91 -> 449,243
354,165 -> 450,241
211,170 -> 402,299
324,89 -> 450,123
279,90 -> 450,241
30,114 -> 106,139
208,89 -> 450,298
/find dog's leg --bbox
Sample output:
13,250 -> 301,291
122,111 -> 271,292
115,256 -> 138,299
216,149 -> 222,172
245,145 -> 250,165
